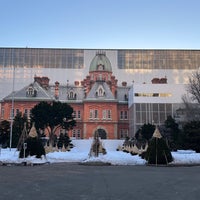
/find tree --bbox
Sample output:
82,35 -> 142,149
181,71 -> 200,121
0,120 -> 10,148
135,123 -> 155,141
19,124 -> 45,158
30,101 -> 76,146
144,127 -> 173,165
181,94 -> 200,121
145,137 -> 173,165
12,112 -> 29,148
163,116 -> 181,150
187,71 -> 200,104
182,121 -> 200,153
57,132 -> 72,149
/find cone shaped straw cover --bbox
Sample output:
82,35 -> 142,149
152,126 -> 162,139
29,123 -> 37,138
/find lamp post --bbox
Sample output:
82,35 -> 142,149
9,59 -> 15,151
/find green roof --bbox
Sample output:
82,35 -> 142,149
89,53 -> 112,72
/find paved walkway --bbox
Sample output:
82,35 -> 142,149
0,163 -> 200,200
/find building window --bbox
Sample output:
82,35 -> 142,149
89,109 -> 99,119
72,130 -> 76,138
99,88 -> 103,96
94,110 -> 98,119
16,109 -> 20,116
77,129 -> 81,138
26,86 -> 37,97
70,91 -> 73,98
124,111 -> 128,119
107,110 -> 111,119
134,92 -> 172,97
73,111 -> 76,118
102,110 -> 107,119
120,129 -> 128,138
96,85 -> 105,97
72,129 -> 81,139
134,103 -> 173,126
68,90 -> 77,100
27,87 -> 33,95
73,110 -> 81,119
24,109 -> 30,118
102,110 -> 112,120
77,110 -> 81,119
120,110 -> 128,120
10,108 -> 14,119
89,109 -> 93,119
1,108 -> 4,119
120,111 -> 123,119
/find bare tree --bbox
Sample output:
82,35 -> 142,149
187,71 -> 200,104
181,71 -> 200,121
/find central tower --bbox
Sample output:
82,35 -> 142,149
81,52 -> 120,139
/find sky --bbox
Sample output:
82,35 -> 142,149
1,0 -> 200,49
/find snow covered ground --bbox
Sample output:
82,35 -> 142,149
0,139 -> 200,166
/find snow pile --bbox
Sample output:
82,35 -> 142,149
72,139 -> 124,152
171,150 -> 200,165
0,140 -> 200,165
0,149 -> 19,163
83,151 -> 146,165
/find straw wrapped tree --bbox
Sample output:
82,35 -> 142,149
19,123 -> 45,158
145,126 -> 173,165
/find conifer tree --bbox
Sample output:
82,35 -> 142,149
19,123 -> 45,158
145,127 -> 173,165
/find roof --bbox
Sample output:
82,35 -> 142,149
3,81 -> 53,101
89,52 -> 112,72
56,85 -> 85,102
117,86 -> 130,103
2,80 -> 129,104
85,81 -> 115,102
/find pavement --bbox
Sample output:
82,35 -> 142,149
0,163 -> 200,200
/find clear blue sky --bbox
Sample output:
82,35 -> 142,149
1,0 -> 200,49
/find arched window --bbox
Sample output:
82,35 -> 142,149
28,87 -> 33,96
96,85 -> 105,97
68,90 -> 77,100
26,86 -> 37,97
99,88 -> 103,96
69,91 -> 73,98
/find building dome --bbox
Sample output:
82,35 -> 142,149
89,52 -> 112,72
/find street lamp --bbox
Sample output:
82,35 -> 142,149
9,59 -> 15,150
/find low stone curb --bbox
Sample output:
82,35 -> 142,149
79,161 -> 112,166
0,161 -> 50,166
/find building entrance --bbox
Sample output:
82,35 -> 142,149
96,128 -> 107,139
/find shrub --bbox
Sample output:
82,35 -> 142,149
19,137 -> 45,158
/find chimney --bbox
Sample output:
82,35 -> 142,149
34,76 -> 41,83
34,76 -> 50,88
74,81 -> 79,86
54,81 -> 60,99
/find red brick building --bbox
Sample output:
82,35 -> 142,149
1,52 -> 129,139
